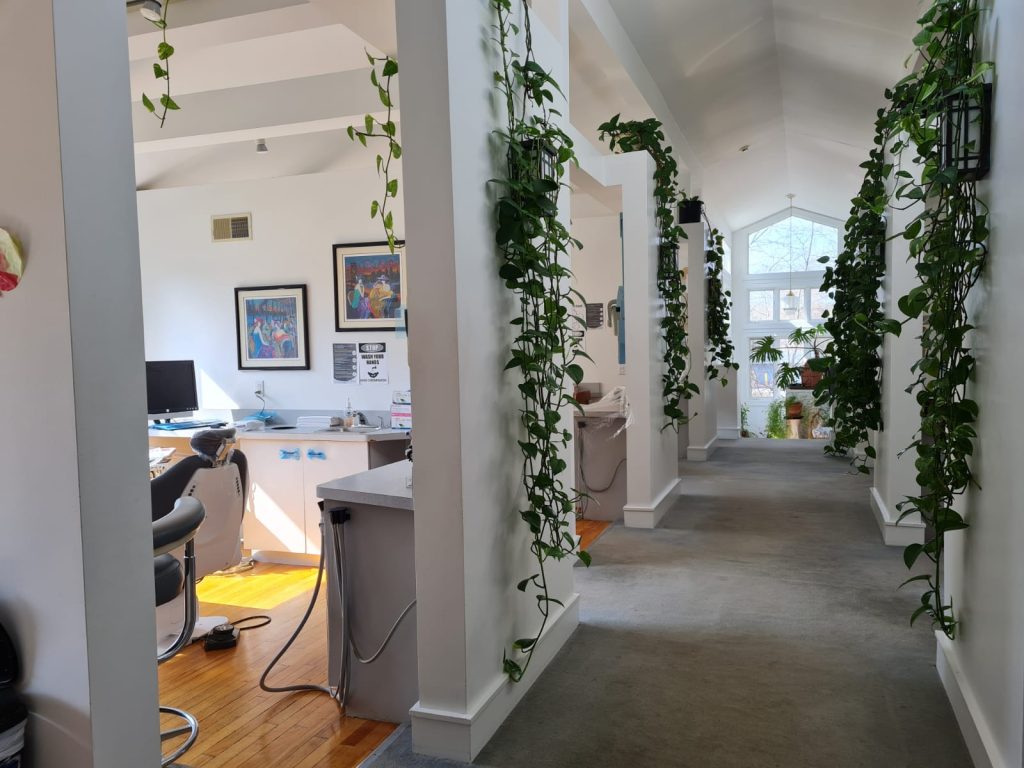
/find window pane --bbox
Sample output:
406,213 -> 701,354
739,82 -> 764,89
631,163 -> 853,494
748,216 -> 839,274
811,289 -> 834,321
749,338 -> 777,399
749,290 -> 773,322
779,289 -> 806,321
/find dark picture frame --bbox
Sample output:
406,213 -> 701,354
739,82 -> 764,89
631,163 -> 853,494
235,284 -> 310,370
333,241 -> 407,332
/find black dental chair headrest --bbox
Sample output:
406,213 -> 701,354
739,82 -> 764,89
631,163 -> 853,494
189,428 -> 237,461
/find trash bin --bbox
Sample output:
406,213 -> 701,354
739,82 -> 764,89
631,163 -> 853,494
0,622 -> 23,768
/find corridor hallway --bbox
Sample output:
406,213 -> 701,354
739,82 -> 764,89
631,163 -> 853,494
372,439 -> 971,767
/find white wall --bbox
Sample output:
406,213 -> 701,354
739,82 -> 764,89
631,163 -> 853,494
0,1 -> 160,765
571,214 -> 625,393
137,170 -> 409,415
936,3 -> 1024,766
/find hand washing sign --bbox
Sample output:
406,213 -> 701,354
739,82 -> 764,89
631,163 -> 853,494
358,342 -> 389,384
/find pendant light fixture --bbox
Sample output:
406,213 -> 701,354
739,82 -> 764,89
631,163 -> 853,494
781,193 -> 799,319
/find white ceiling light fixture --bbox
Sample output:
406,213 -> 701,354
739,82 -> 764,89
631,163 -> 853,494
256,139 -> 269,155
127,0 -> 164,23
782,193 -> 800,318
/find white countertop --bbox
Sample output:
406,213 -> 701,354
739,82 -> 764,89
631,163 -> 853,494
317,460 -> 413,511
148,426 -> 409,443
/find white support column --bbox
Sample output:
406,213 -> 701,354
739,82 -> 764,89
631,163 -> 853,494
396,0 -> 577,761
0,1 -> 160,766
684,221 -> 720,460
871,205 -> 926,547
599,152 -> 681,529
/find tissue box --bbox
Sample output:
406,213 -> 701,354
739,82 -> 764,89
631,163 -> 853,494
391,403 -> 412,430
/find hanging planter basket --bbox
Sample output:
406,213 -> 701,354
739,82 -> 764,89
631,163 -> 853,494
678,199 -> 703,224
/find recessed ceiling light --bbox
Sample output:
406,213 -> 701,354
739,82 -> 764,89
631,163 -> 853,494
256,139 -> 269,154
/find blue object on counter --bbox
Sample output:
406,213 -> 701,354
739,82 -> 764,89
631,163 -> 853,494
243,411 -> 277,423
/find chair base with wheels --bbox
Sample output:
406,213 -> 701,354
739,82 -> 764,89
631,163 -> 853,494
153,497 -> 206,766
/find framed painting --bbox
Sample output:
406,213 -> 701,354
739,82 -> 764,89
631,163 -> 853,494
333,241 -> 407,332
235,284 -> 310,370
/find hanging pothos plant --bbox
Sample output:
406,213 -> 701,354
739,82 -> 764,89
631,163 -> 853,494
348,52 -> 403,253
140,0 -> 180,127
490,0 -> 591,683
826,0 -> 992,638
813,146 -> 893,473
597,116 -> 698,430
704,226 -> 738,385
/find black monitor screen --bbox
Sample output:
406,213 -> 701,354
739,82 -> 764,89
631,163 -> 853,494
146,360 -> 198,415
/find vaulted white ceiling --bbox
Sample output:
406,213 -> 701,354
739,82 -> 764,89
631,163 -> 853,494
603,0 -> 922,230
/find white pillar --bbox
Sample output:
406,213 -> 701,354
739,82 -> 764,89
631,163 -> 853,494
0,1 -> 160,765
684,220 -> 720,460
601,152 -> 681,529
871,204 -> 926,547
396,0 -> 577,760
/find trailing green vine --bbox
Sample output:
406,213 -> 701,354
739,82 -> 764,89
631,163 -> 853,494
834,0 -> 992,638
348,52 -> 402,253
704,226 -> 738,385
597,116 -> 698,430
490,0 -> 591,683
814,150 -> 892,472
140,0 -> 179,127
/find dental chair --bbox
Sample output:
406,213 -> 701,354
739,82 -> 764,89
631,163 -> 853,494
151,428 -> 248,646
153,496 -> 205,766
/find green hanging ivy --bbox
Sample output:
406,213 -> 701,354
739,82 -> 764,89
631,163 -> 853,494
140,0 -> 180,127
347,52 -> 403,253
826,0 -> 992,638
597,116 -> 698,430
814,148 -> 893,472
705,227 -> 738,385
490,0 -> 591,683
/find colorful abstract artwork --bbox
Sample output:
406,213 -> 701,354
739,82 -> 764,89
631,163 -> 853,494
235,285 -> 309,370
333,242 -> 407,331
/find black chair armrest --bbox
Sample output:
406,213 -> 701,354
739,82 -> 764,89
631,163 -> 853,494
153,497 -> 205,556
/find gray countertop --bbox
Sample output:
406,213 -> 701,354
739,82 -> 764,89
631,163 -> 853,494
317,460 -> 414,511
149,426 -> 409,443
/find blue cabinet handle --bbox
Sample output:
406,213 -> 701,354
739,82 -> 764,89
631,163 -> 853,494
279,448 -> 301,460
307,449 -> 327,461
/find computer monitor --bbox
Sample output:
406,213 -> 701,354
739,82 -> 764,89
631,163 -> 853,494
146,360 -> 199,419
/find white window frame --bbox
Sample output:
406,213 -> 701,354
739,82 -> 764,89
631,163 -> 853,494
730,207 -> 843,420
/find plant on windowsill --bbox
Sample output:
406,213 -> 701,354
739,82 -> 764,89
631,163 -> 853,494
749,326 -> 830,391
490,0 -> 592,684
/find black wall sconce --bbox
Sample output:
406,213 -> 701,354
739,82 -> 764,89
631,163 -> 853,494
941,82 -> 992,182
517,139 -> 559,204
678,198 -> 704,225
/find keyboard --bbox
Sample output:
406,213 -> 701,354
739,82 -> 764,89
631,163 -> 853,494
151,420 -> 227,432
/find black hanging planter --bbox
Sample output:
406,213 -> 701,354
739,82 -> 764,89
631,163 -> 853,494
678,198 -> 704,224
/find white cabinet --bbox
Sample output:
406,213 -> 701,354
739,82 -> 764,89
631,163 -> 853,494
241,439 -> 370,558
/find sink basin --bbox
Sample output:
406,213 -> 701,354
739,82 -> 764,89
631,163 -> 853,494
342,425 -> 383,433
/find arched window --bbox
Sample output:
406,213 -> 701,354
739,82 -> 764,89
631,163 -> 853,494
748,216 -> 839,275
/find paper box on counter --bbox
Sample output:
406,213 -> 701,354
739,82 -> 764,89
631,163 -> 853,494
391,403 -> 412,430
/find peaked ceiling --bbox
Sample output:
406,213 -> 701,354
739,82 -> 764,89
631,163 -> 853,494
604,0 -> 922,230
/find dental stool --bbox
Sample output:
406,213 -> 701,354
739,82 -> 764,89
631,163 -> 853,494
153,497 -> 206,767
151,428 -> 248,645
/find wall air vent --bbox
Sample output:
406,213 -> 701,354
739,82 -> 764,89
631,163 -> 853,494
211,213 -> 252,242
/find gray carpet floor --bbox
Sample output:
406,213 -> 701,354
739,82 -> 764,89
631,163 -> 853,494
367,439 -> 972,767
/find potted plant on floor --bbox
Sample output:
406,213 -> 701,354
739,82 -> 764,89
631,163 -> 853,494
764,399 -> 787,439
785,395 -> 803,420
740,403 -> 751,437
750,326 -> 830,391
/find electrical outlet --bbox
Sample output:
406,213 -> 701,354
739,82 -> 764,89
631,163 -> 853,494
255,380 -> 265,397
619,364 -> 626,375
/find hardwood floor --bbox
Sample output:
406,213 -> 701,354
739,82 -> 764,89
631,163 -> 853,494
159,562 -> 395,767
575,518 -> 612,551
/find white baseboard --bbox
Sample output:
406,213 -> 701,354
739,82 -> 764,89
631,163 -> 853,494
717,427 -> 740,440
936,632 -> 1005,768
409,593 -> 580,762
623,478 -> 680,529
686,434 -> 719,462
868,486 -> 924,547
251,550 -> 321,566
